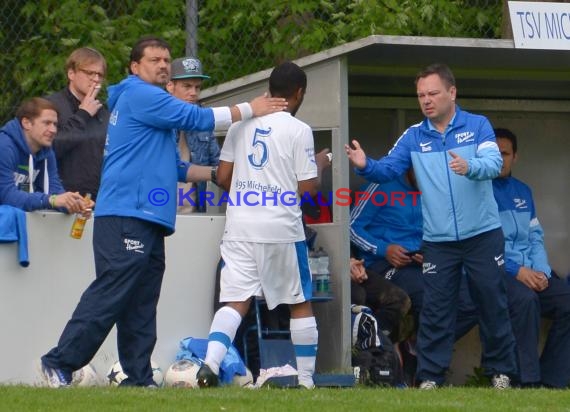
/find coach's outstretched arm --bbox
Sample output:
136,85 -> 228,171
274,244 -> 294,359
228,94 -> 288,123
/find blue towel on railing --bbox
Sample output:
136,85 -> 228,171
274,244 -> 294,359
0,205 -> 29,267
177,336 -> 247,384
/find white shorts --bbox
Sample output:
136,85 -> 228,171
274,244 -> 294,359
219,240 -> 312,310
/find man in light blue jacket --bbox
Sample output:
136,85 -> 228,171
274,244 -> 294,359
40,35 -> 287,388
345,63 -> 517,389
492,128 -> 570,388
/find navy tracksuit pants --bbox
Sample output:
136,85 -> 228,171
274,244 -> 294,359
458,272 -> 570,387
416,228 -> 518,384
42,216 -> 166,386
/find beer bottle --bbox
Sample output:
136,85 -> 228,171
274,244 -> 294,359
70,193 -> 92,239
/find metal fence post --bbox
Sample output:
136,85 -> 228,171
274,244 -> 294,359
186,0 -> 198,57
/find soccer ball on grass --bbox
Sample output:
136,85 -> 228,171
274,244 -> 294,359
72,363 -> 100,387
163,359 -> 201,388
107,359 -> 163,386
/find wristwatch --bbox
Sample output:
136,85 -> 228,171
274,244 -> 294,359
211,166 -> 218,185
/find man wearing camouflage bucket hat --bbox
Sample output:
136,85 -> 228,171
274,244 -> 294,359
167,57 -> 219,213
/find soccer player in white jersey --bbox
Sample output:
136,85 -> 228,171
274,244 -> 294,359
196,61 -> 330,389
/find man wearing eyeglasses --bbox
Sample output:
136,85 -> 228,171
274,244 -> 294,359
46,47 -> 109,200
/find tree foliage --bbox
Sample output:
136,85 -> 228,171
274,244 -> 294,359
0,0 -> 502,122
1,0 -> 186,121
197,0 -> 502,85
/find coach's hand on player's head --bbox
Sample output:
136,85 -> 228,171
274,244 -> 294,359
345,139 -> 367,169
250,93 -> 288,117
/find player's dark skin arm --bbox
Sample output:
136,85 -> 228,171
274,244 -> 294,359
216,160 -> 234,193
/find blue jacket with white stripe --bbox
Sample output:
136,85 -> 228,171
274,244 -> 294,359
492,176 -> 551,278
356,106 -> 502,242
350,176 -> 423,269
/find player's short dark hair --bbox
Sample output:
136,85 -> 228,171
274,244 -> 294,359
269,61 -> 307,99
129,35 -> 171,74
415,63 -> 456,89
494,127 -> 518,154
16,97 -> 58,123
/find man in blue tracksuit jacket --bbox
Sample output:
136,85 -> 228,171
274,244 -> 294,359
350,170 -> 424,329
346,63 -> 517,389
40,36 -> 287,388
491,128 -> 570,388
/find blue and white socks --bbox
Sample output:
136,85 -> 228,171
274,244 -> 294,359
290,316 -> 318,389
204,306 -> 242,375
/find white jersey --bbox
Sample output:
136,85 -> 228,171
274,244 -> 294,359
220,111 -> 317,242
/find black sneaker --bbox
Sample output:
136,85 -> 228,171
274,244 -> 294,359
196,364 -> 219,388
38,360 -> 71,388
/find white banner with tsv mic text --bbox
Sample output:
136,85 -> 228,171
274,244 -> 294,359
509,1 -> 570,50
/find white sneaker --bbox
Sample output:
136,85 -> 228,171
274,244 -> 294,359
38,360 -> 71,388
491,374 -> 510,390
419,380 -> 437,390
298,379 -> 315,390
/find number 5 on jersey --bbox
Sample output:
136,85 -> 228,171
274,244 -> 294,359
248,127 -> 271,169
